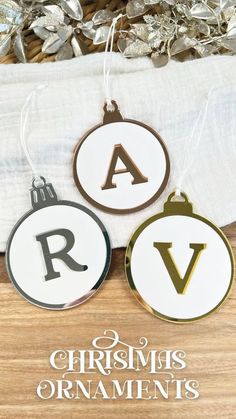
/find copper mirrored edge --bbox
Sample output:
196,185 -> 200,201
72,118 -> 170,214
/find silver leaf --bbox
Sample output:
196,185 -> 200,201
0,0 -> 23,25
126,0 -> 148,19
223,6 -> 236,21
64,16 -> 70,25
217,0 -> 236,9
30,15 -> 62,29
130,23 -> 150,42
57,25 -> 73,42
227,15 -> 236,37
0,0 -> 24,37
59,0 -> 83,21
43,5 -> 65,23
82,28 -> 96,39
0,34 -> 11,56
13,31 -> 26,62
33,26 -> 52,41
79,21 -> 96,40
56,41 -> 73,60
117,37 -> 133,53
71,34 -> 82,56
176,4 -> 192,19
71,34 -> 88,56
93,26 -> 110,45
198,21 -> 210,36
190,4 -> 214,20
81,26 -> 96,40
78,20 -> 93,30
148,31 -> 161,48
151,52 -> 169,67
221,37 -> 236,52
123,39 -> 152,57
170,36 -> 196,55
227,27 -> 236,38
42,33 -> 64,54
194,43 -> 209,57
92,9 -> 114,25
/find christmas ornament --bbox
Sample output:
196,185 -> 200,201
73,100 -> 170,214
125,192 -> 235,323
73,15 -> 170,214
6,177 -> 111,310
5,86 -> 111,310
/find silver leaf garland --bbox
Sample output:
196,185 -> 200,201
0,0 -> 236,67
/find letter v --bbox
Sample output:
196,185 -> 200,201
153,242 -> 206,294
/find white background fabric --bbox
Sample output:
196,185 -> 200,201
0,53 -> 235,251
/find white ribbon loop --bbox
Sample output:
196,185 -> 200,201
103,13 -> 123,110
20,84 -> 46,183
175,89 -> 213,197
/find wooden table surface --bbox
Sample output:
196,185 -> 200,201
0,223 -> 235,419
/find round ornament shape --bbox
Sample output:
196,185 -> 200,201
6,178 -> 111,310
73,101 -> 170,214
125,192 -> 235,323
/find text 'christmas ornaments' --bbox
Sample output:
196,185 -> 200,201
125,192 -> 235,323
73,101 -> 170,214
6,177 -> 111,310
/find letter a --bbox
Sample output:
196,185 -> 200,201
101,144 -> 148,190
153,242 -> 206,294
36,228 -> 88,281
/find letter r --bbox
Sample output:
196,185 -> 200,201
36,228 -> 88,281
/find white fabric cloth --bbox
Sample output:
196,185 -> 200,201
0,53 -> 235,251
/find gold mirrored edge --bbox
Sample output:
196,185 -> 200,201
125,211 -> 235,324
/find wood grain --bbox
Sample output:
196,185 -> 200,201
0,223 -> 235,419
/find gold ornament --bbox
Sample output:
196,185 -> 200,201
125,192 -> 235,323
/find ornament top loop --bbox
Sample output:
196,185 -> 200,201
103,100 -> 123,124
31,177 -> 58,210
164,191 -> 193,215
32,176 -> 46,188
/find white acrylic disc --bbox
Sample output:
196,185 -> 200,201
126,211 -> 234,322
73,120 -> 170,214
6,202 -> 111,310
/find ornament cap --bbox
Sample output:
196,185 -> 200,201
30,177 -> 58,210
164,192 -> 193,215
103,100 -> 123,124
